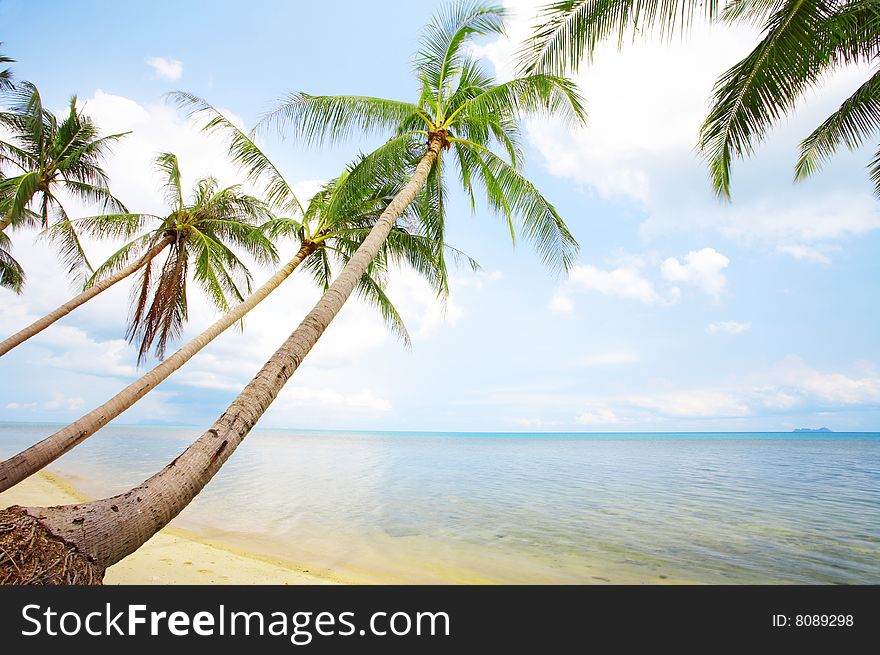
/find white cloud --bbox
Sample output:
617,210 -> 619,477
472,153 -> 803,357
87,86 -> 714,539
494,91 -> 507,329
511,417 -> 563,428
660,248 -> 729,299
552,249 -> 733,311
629,391 -> 751,418
574,408 -> 619,425
386,267 -> 464,338
776,244 -> 833,264
474,0 -> 760,204
799,370 -> 880,406
706,321 -> 750,335
292,179 -> 325,204
43,393 -> 85,411
480,0 -> 880,265
567,264 -> 674,305
145,56 -> 183,81
451,269 -> 503,289
641,195 -> 880,247
578,351 -> 639,367
4,402 -> 37,410
570,358 -> 880,424
547,292 -> 574,314
275,387 -> 392,413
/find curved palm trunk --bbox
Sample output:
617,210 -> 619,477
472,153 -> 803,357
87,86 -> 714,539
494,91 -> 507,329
1,138 -> 442,581
0,237 -> 174,357
0,242 -> 317,493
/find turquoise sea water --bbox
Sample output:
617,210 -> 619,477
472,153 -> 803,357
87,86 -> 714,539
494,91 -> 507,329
1,423 -> 878,584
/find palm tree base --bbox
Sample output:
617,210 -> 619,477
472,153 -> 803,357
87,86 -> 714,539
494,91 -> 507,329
0,506 -> 103,585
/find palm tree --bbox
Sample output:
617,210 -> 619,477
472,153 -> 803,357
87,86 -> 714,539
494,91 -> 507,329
0,0 -> 584,584
521,0 -> 880,197
0,100 -> 477,492
0,82 -> 127,253
0,152 -> 275,359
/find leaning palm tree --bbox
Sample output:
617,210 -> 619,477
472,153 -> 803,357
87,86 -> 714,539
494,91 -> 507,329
0,122 -> 478,493
0,83 -> 127,262
521,0 -> 880,197
0,152 -> 275,359
0,0 -> 584,584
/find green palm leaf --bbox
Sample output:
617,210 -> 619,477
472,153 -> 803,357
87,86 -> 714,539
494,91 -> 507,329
167,91 -> 304,217
519,0 -> 720,74
796,68 -> 880,181
261,94 -> 428,146
0,230 -> 24,292
356,272 -> 412,348
699,0 -> 837,198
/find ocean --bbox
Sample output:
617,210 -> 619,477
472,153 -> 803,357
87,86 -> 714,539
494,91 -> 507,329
1,423 -> 878,584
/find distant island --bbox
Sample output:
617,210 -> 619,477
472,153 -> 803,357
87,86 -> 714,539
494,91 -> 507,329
793,427 -> 833,433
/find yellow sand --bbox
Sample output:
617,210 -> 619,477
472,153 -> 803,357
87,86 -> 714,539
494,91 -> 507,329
0,471 -> 337,585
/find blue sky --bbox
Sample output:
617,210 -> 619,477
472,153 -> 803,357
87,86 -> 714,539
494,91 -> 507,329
1,0 -> 879,432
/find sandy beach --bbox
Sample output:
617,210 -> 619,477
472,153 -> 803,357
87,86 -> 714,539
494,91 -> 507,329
0,471 -> 337,585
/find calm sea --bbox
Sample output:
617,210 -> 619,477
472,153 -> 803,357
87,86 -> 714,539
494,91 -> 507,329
1,423 -> 878,584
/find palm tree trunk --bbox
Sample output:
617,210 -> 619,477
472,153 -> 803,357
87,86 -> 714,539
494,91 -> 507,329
0,237 -> 173,357
1,137 -> 443,581
0,242 -> 317,493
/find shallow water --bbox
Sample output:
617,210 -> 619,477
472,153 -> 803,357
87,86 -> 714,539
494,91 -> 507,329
2,423 -> 878,583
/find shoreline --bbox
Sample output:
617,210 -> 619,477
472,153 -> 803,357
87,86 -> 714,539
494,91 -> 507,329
0,469 -> 682,585
0,471 -> 340,585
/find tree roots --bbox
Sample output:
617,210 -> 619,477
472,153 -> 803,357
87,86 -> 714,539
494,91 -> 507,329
0,506 -> 103,585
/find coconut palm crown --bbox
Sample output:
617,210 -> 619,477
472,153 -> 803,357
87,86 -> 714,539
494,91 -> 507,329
77,152 -> 277,363
0,82 -> 128,272
169,92 -> 480,346
263,0 -> 585,274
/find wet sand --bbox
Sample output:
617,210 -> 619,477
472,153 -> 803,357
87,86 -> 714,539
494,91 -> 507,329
0,471 -> 339,585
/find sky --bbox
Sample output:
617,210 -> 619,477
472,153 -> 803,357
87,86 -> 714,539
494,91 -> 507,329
1,0 -> 879,433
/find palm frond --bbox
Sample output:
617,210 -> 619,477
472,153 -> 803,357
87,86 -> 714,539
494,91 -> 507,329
449,73 -> 587,129
722,0 -> 786,23
302,245 -> 334,292
0,45 -> 13,93
356,272 -> 412,348
324,133 -> 424,221
453,138 -> 579,273
2,171 -> 42,229
74,212 -> 162,241
417,0 -> 507,118
127,242 -> 189,363
261,93 -> 426,147
699,0 -> 836,198
167,91 -> 305,217
0,231 -> 24,292
796,68 -> 880,179
154,152 -> 185,210
41,199 -> 94,275
86,232 -> 162,288
868,144 -> 880,197
519,0 -> 719,74
60,179 -> 128,214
